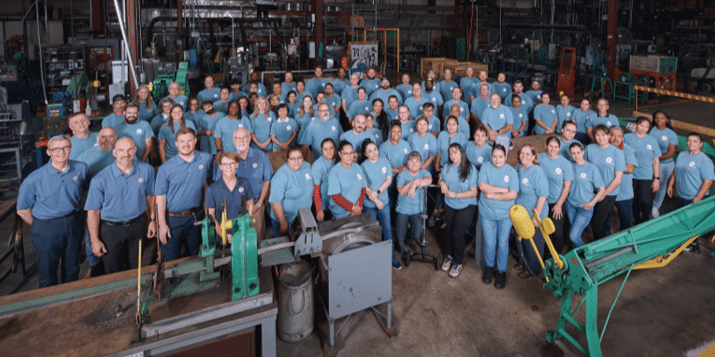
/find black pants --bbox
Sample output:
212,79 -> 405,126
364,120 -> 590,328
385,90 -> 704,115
591,195 -> 617,240
100,214 -> 148,274
548,203 -> 566,254
445,204 -> 477,265
632,179 -> 653,225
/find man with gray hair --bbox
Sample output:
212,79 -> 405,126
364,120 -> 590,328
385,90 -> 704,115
165,81 -> 188,110
17,135 -> 89,287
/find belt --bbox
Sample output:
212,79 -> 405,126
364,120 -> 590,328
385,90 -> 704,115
35,211 -> 78,221
167,207 -> 201,217
101,214 -> 145,227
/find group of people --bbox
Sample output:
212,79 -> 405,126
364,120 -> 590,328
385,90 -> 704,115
18,64 -> 714,291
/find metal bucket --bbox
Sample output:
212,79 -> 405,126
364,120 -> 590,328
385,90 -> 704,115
277,260 -> 314,342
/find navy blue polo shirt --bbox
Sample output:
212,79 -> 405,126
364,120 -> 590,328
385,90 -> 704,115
85,159 -> 156,222
18,160 -> 89,220
216,148 -> 273,201
154,151 -> 214,213
206,177 -> 254,220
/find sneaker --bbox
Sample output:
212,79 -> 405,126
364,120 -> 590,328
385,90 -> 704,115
441,255 -> 453,271
427,212 -> 437,227
393,260 -> 402,270
481,266 -> 494,284
652,207 -> 660,218
449,264 -> 463,278
494,271 -> 507,289
691,242 -> 701,254
401,250 -> 411,266
440,220 -> 447,230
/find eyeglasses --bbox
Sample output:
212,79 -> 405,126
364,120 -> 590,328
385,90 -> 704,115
48,146 -> 72,153
340,151 -> 354,156
288,156 -> 303,161
220,162 -> 238,167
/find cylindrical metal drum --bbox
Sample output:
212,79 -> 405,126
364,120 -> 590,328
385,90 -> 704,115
277,260 -> 314,342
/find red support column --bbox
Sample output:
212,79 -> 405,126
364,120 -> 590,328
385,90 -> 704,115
314,0 -> 323,65
177,0 -> 183,61
606,0 -> 618,81
127,0 -> 139,93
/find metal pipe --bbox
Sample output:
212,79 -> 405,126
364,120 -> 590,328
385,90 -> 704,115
584,246 -> 635,270
112,0 -> 140,89
35,0 -> 47,105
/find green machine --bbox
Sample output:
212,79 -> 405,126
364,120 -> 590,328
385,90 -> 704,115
150,62 -> 190,103
513,196 -> 715,356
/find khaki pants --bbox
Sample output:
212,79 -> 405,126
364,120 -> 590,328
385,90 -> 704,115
252,204 -> 267,242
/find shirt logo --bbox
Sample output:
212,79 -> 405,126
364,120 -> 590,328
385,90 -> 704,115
647,144 -> 653,150
661,136 -> 667,141
239,187 -> 244,193
357,173 -> 363,180
214,94 -> 218,98
332,126 -> 337,131
199,165 -> 204,170
551,109 -> 556,114
567,112 -> 571,117
138,177 -> 144,183
502,88 -> 507,92
286,125 -> 292,131
580,172 -> 587,179
408,90 -> 412,94
606,157 -> 613,164
375,134 -> 380,140
419,106 -> 423,112
322,83 -> 326,86
94,143 -> 99,148
522,178 -> 529,185
382,167 -> 387,174
477,157 -> 484,163
374,84 -> 379,89
410,128 -> 414,133
423,144 -> 430,150
72,176 -> 78,181
137,129 -> 143,135
689,161 -> 696,168
253,163 -> 258,168
555,168 -> 563,175
499,114 -> 505,119
519,114 -> 523,118
239,124 -> 244,128
504,175 -> 510,183
365,106 -> 369,111
460,107 -> 465,112
404,148 -> 409,154
305,173 -> 311,180
432,98 -> 437,102
606,121 -> 612,126
267,117 -> 272,122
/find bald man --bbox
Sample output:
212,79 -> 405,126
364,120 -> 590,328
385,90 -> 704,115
85,137 -> 156,274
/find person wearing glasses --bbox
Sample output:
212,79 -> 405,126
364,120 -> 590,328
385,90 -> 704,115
206,151 -> 254,245
155,128 -> 213,261
328,141 -> 368,219
558,120 -> 582,161
17,135 -> 89,287
302,103 -> 343,159
312,138 -> 338,222
397,105 -> 415,140
269,146 -> 314,237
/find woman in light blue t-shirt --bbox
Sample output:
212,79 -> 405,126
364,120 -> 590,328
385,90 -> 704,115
565,143 -> 606,248
648,110 -> 678,218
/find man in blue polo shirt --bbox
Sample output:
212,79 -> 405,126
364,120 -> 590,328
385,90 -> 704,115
101,94 -> 127,128
85,137 -> 156,274
347,87 -> 371,123
232,127 -> 273,241
17,135 -> 89,288
115,104 -> 154,162
68,112 -> 98,160
302,104 -> 344,159
165,81 -> 188,110
155,128 -> 214,261
197,75 -> 221,105
331,67 -> 349,96
306,65 -> 329,97
340,114 -> 372,154
405,83 -> 427,119
481,93 -> 514,152
324,83 -> 342,115
281,71 -> 297,96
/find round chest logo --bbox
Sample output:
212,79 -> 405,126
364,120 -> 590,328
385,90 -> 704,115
403,148 -> 409,154
410,128 -> 414,133
606,121 -> 612,126
214,94 -> 218,98
199,165 -> 204,170
477,157 -> 484,163
239,187 -> 244,193
460,107 -> 465,112
357,173 -> 363,180
499,114 -> 505,119
689,161 -> 696,168
423,144 -> 429,150
239,124 -> 244,128
504,175 -> 510,183
580,172 -> 587,179
432,98 -> 437,102
555,168 -> 563,175
428,124 -> 433,130
502,88 -> 507,92
138,177 -> 144,183
567,112 -> 571,117
551,109 -> 556,114
661,136 -> 668,141
267,117 -> 272,122
522,178 -> 529,185
286,125 -> 292,131
332,126 -> 337,131
253,163 -> 258,168
374,84 -> 379,89
94,143 -> 99,147
305,173 -> 311,180
322,83 -> 326,87
375,134 -> 380,140
519,114 -> 523,118
382,167 -> 387,174
606,157 -> 613,164
419,106 -> 423,112
137,129 -> 143,135
647,144 -> 653,150
365,106 -> 369,111
72,176 -> 78,181
408,90 -> 412,95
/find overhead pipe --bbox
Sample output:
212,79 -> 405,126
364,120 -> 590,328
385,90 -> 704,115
112,0 -> 140,90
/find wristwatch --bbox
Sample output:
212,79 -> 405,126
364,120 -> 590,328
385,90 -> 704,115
654,176 -> 660,180
377,189 -> 382,195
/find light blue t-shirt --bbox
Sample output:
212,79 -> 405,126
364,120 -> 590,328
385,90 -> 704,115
423,90 -> 444,107
555,105 -> 576,134
538,153 -> 575,204
150,113 -> 170,135
405,97 -> 428,119
442,100 -> 469,119
69,132 -> 99,160
509,106 -> 529,137
478,161 -> 519,220
587,114 -> 618,129
214,116 -> 254,153
213,100 -> 231,115
166,94 -> 188,110
481,105 -> 514,139
440,163 -> 479,209
252,112 -> 276,152
347,99 -> 371,119
270,117 -> 299,149
360,78 -> 381,96
466,142 -> 492,169
340,130 -> 373,154
115,120 -> 154,160
585,144 -> 626,197
526,90 -> 542,105
624,133 -> 662,179
312,156 -> 336,212
649,127 -> 678,164
137,102 -> 155,123
427,116 -> 441,134
460,77 -> 479,99
198,112 -> 225,155
559,137 -> 583,161
327,163 -> 368,219
568,161 -> 605,207
370,88 -> 403,107
400,120 -> 416,140
361,157 -> 393,208
616,144 -> 637,201
438,80 -> 460,104
269,162 -> 314,223
331,78 -> 348,96
365,128 -> 384,146
534,104 -> 558,135
571,109 -> 594,133
306,77 -> 329,97
470,97 -> 490,120
302,118 -> 343,159
197,88 -> 221,105
158,121 -> 197,160
515,164 -> 549,219
396,169 -> 431,215
102,113 -> 124,128
396,84 -> 413,102
379,139 -> 411,170
674,151 -> 715,200
407,133 -> 438,164
505,93 -> 533,112
341,86 -> 360,109
76,147 -> 115,178
437,132 -> 469,166
185,110 -> 205,127
492,82 -> 513,101
325,93 -> 342,111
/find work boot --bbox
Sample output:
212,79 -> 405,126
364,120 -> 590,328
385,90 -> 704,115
494,271 -> 507,289
481,266 -> 494,284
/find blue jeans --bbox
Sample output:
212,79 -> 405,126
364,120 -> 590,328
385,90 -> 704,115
565,201 -> 594,248
84,230 -> 102,267
604,199 -> 633,233
481,215 -> 513,273
516,225 -> 545,276
653,161 -> 675,209
364,204 -> 393,242
270,217 -> 283,240
161,212 -> 203,262
394,212 -> 423,254
30,213 -> 82,288
679,198 -> 693,207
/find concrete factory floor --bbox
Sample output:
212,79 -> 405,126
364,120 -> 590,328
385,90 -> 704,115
0,97 -> 714,356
